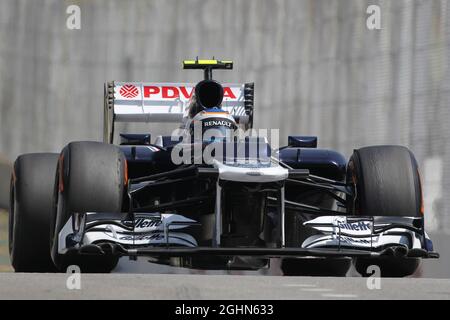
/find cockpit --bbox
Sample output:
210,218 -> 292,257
189,111 -> 237,143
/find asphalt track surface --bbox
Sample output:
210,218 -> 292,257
1,271 -> 450,299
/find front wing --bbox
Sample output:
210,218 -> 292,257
58,213 -> 439,260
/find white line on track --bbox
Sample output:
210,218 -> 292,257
321,293 -> 358,298
301,288 -> 334,292
283,284 -> 317,288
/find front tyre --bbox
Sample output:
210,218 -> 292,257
354,257 -> 420,277
347,145 -> 422,277
281,257 -> 352,277
51,141 -> 125,273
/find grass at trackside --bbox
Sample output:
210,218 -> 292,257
0,210 -> 12,272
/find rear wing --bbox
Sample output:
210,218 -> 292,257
103,81 -> 254,143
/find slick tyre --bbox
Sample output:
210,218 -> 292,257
51,141 -> 125,273
9,153 -> 59,272
354,257 -> 420,278
347,145 -> 422,277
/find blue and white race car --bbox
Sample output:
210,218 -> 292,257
9,59 -> 438,276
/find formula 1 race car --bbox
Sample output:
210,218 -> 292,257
9,59 -> 439,276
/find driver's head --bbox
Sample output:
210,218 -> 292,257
188,80 -> 224,118
189,109 -> 237,143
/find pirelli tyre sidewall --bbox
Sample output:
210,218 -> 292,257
50,141 -> 125,272
347,145 -> 423,277
9,153 -> 59,272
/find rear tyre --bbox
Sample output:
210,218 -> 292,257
51,141 -> 125,273
9,153 -> 58,272
347,145 -> 422,277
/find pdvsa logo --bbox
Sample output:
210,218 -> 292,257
143,86 -> 237,99
119,84 -> 238,100
119,84 -> 139,98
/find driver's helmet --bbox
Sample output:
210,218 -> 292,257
188,108 -> 237,143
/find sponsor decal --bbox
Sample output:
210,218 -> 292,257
304,216 -> 373,236
142,86 -> 237,99
337,221 -> 372,232
134,218 -> 162,229
119,84 -> 139,98
302,234 -> 376,249
203,119 -> 234,128
144,86 -> 193,99
119,233 -> 165,241
338,236 -> 373,244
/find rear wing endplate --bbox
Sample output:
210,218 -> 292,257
103,81 -> 254,144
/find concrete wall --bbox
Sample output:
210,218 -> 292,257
0,159 -> 10,209
0,0 -> 449,233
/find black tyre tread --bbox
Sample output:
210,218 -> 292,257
52,141 -> 125,273
349,145 -> 422,277
354,257 -> 420,278
281,258 -> 351,277
59,255 -> 120,273
64,141 -> 126,213
10,153 -> 58,272
350,145 -> 421,217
